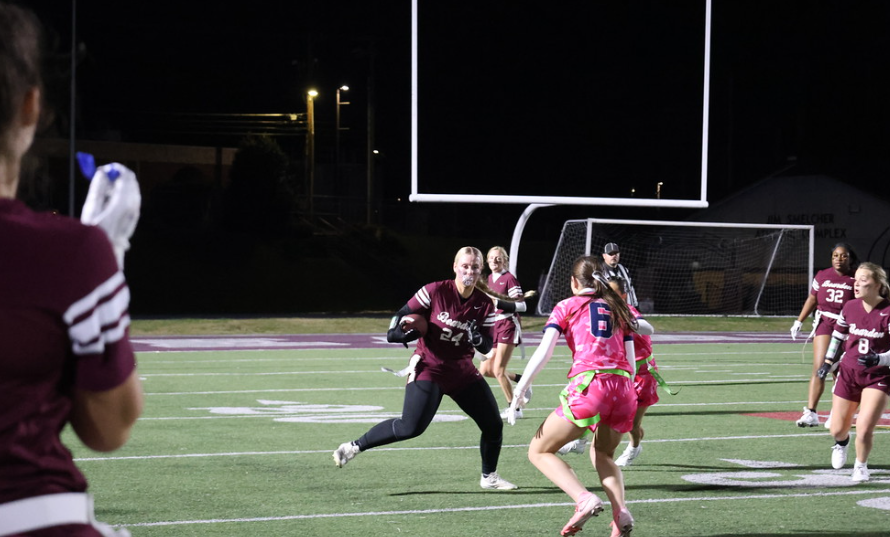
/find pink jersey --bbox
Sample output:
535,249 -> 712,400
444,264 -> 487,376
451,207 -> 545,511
546,292 -> 634,378
811,267 -> 855,315
0,199 -> 136,505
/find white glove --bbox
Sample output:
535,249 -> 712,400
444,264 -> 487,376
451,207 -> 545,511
790,320 -> 803,340
506,398 -> 521,426
81,161 -> 141,268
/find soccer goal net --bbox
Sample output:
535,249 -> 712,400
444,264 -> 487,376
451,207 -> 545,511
536,219 -> 814,316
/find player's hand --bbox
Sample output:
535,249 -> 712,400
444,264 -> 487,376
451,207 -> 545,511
78,153 -> 141,269
858,352 -> 880,368
386,323 -> 419,348
506,400 -> 520,426
816,361 -> 833,380
467,319 -> 483,348
790,320 -> 803,340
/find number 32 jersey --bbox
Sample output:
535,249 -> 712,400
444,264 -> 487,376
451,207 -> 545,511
811,267 -> 854,315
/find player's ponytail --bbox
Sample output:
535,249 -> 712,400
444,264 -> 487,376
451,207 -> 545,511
571,255 -> 637,331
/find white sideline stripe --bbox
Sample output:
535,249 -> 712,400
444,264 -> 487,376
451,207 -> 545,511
124,489 -> 890,527
77,430 -> 890,462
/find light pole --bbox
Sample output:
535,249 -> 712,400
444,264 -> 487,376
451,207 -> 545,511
335,85 -> 350,188
656,182 -> 664,199
306,89 -> 317,219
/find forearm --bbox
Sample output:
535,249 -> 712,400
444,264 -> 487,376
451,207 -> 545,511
514,328 -> 559,395
71,370 -> 144,452
797,295 -> 818,322
495,299 -> 526,314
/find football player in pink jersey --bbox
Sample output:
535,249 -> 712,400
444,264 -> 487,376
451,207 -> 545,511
558,276 -> 663,463
333,247 -> 519,491
507,256 -> 654,537
610,277 -> 662,468
790,243 -> 857,427
0,4 -> 143,535
817,262 -> 890,482
477,246 -> 532,420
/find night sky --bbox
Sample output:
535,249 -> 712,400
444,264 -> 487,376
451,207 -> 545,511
28,1 -> 890,207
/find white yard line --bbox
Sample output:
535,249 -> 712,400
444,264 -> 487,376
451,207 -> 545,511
122,488 -> 890,527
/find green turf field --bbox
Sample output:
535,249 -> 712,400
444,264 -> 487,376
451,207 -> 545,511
68,339 -> 890,536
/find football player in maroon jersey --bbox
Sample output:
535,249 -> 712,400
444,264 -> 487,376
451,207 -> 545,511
0,4 -> 143,535
477,246 -> 532,420
818,262 -> 890,482
790,243 -> 858,427
333,247 -> 519,490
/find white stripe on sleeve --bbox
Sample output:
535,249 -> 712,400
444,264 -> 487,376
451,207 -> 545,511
63,271 -> 131,356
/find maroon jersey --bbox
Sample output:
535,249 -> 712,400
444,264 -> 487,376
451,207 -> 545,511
811,267 -> 855,315
488,270 -> 523,315
406,280 -> 496,393
0,199 -> 136,504
836,298 -> 890,369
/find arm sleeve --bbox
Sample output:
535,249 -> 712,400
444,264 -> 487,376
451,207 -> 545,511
625,336 -> 637,377
513,327 -> 560,396
634,318 -> 655,336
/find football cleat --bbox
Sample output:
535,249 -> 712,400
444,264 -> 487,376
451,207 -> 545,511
831,442 -> 848,470
480,472 -> 518,490
796,407 -> 820,427
333,441 -> 360,468
615,444 -> 642,467
561,492 -> 604,536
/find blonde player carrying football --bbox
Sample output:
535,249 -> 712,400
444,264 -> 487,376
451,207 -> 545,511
333,247 -> 519,490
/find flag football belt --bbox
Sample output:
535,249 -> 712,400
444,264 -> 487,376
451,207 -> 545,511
801,310 -> 841,344
559,369 -> 632,428
641,355 -> 681,395
0,492 -> 93,535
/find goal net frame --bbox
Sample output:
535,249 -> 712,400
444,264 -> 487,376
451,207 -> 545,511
535,218 -> 814,317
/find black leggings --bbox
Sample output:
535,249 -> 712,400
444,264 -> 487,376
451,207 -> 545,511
356,378 -> 504,474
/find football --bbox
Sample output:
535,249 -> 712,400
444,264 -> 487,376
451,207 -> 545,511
400,313 -> 428,337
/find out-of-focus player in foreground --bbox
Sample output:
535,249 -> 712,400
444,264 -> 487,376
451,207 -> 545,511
0,3 -> 143,535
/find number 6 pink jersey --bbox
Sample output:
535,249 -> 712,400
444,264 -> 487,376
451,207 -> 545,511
545,293 -> 634,379
812,267 -> 854,315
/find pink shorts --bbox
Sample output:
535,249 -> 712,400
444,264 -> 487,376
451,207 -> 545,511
492,317 -> 521,346
634,371 -> 660,407
555,372 -> 637,433
815,312 -> 841,337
